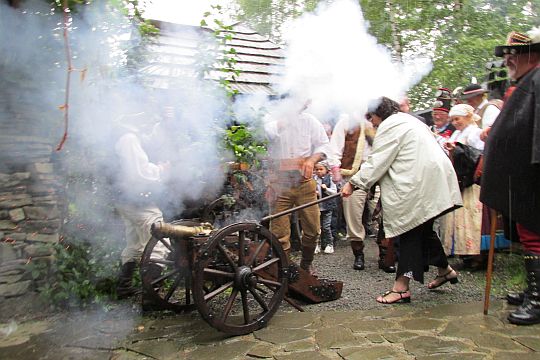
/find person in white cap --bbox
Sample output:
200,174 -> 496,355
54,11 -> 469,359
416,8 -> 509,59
442,104 -> 485,270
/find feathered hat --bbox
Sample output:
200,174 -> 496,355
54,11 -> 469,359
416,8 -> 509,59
495,27 -> 540,57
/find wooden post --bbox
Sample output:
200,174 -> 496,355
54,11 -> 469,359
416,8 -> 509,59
483,208 -> 498,315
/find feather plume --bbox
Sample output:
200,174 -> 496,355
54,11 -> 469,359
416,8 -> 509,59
527,26 -> 540,44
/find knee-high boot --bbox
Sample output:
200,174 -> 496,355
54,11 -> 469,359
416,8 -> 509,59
300,245 -> 315,273
378,237 -> 396,273
351,241 -> 365,270
508,253 -> 540,325
116,261 -> 137,299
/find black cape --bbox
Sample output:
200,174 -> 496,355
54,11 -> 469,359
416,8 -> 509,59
480,67 -> 540,234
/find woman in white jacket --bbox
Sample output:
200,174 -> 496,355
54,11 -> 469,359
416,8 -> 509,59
342,97 -> 462,304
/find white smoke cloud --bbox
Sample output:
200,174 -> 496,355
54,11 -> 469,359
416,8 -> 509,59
273,0 -> 432,121
0,1 -> 228,233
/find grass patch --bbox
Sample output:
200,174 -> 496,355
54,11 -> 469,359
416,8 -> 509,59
490,251 -> 526,297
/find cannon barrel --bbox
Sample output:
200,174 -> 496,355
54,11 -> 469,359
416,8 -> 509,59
151,221 -> 213,239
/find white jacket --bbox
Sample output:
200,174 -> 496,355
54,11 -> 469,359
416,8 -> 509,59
349,112 -> 462,237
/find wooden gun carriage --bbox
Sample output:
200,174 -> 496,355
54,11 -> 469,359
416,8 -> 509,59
139,193 -> 343,336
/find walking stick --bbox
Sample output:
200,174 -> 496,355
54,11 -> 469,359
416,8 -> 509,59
483,208 -> 498,315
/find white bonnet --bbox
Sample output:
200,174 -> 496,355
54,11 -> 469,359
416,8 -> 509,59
449,104 -> 475,118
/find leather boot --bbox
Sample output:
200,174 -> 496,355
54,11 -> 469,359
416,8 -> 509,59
507,291 -> 526,306
508,253 -> 540,325
351,241 -> 365,270
284,248 -> 291,266
116,261 -> 137,299
300,245 -> 316,275
378,238 -> 396,273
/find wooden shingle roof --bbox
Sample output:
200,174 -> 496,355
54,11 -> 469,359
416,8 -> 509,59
140,21 -> 284,95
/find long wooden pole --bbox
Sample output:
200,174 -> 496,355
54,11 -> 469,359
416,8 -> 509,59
56,0 -> 72,151
260,192 -> 341,224
483,208 -> 498,315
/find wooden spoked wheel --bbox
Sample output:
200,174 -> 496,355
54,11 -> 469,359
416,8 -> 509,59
192,222 -> 288,335
140,220 -> 199,312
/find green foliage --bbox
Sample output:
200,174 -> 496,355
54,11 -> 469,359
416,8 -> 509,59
491,251 -> 527,297
198,5 -> 241,98
30,167 -> 126,309
200,4 -> 269,170
235,0 -> 315,43
48,0 -> 159,37
357,0 -> 537,109
223,124 -> 268,167
29,239 -> 121,309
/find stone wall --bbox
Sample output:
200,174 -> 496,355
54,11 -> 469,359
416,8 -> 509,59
0,139 -> 63,299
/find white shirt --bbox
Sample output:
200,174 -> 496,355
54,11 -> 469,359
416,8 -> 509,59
265,112 -> 329,159
448,124 -> 484,150
115,132 -> 162,196
476,99 -> 501,128
326,114 -> 371,168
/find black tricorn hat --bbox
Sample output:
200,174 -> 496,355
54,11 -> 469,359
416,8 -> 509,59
460,84 -> 488,100
494,29 -> 540,57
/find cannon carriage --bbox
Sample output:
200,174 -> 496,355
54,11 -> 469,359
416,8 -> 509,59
139,194 -> 344,336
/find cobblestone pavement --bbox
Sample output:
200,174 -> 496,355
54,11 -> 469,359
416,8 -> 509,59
1,298 -> 540,359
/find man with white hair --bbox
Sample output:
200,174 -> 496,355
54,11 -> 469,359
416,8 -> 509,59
481,27 -> 540,325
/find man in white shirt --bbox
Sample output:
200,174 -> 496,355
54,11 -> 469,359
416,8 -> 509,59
461,84 -> 501,129
114,113 -> 170,299
265,98 -> 329,274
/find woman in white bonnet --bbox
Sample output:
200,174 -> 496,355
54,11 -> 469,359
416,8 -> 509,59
444,104 -> 484,152
441,103 -> 485,271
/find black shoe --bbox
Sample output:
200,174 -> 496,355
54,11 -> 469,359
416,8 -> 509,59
353,253 -> 365,270
507,291 -> 526,306
378,261 -> 396,273
508,297 -> 540,325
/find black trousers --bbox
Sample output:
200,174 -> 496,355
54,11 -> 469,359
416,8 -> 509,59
396,218 -> 448,284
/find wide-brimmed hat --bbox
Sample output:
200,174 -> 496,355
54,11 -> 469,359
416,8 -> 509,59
460,84 -> 488,100
495,27 -> 540,57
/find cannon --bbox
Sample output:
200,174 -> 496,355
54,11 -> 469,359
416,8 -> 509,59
140,193 -> 343,336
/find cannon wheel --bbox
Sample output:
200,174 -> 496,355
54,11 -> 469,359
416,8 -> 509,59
140,219 -> 199,312
192,222 -> 288,335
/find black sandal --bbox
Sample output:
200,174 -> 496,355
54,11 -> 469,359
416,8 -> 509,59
428,270 -> 459,289
376,290 -> 411,304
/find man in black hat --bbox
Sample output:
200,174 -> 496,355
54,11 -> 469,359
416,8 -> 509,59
461,84 -> 501,129
480,27 -> 540,325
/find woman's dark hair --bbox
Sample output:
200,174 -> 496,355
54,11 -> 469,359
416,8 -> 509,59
371,97 -> 400,121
